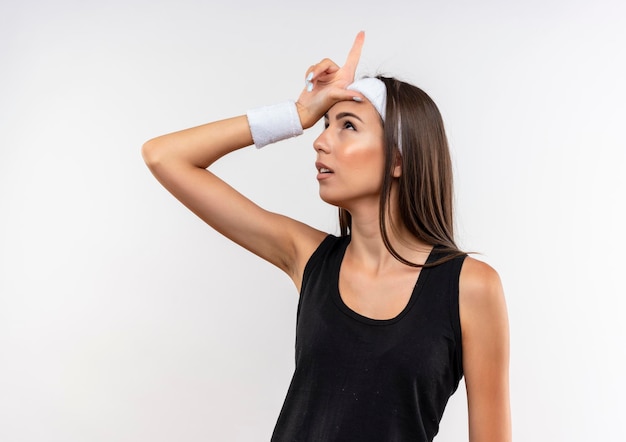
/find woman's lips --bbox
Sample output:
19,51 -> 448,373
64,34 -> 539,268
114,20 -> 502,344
316,162 -> 334,180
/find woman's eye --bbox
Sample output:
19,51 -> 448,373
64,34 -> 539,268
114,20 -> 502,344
343,121 -> 355,130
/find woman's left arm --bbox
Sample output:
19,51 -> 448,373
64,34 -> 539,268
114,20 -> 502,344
459,257 -> 512,442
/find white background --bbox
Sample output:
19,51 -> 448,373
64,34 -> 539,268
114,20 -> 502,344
1,0 -> 625,440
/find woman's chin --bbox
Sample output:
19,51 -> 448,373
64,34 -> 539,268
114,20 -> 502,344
318,191 -> 344,208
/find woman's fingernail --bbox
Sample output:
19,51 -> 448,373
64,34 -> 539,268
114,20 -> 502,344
352,96 -> 362,102
306,72 -> 314,81
307,82 -> 314,92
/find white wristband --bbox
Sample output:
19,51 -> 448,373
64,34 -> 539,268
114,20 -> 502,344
246,101 -> 304,148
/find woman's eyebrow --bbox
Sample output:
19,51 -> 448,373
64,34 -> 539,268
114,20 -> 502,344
335,112 -> 363,122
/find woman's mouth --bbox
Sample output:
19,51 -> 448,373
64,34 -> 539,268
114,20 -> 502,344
316,163 -> 334,180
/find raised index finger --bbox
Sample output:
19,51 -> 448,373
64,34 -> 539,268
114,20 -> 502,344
342,31 -> 365,76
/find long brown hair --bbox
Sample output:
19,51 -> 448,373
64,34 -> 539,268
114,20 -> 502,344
339,76 -> 463,266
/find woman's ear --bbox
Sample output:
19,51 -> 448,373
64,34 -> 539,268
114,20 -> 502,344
392,151 -> 402,178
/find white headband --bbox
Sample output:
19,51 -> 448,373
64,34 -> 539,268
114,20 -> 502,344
347,77 -> 403,154
347,78 -> 387,121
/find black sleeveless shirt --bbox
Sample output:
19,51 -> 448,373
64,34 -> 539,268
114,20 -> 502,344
271,235 -> 466,441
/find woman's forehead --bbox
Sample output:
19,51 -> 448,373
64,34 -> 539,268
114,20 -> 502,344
327,99 -> 381,122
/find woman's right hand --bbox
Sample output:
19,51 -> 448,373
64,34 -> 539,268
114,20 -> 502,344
296,31 -> 365,129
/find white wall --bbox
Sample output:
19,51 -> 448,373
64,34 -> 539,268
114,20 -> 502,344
1,0 -> 625,440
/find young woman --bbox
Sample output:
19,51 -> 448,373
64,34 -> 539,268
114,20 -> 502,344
142,32 -> 511,441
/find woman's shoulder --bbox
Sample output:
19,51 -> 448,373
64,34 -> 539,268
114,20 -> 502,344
458,256 -> 505,314
292,230 -> 344,292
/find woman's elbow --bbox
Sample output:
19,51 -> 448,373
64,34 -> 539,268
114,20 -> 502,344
141,137 -> 166,171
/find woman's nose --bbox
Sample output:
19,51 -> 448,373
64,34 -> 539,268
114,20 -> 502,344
313,131 -> 330,153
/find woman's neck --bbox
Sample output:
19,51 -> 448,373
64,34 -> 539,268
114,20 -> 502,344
345,190 -> 431,271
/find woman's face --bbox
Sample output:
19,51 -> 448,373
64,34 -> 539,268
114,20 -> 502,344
313,99 -> 386,210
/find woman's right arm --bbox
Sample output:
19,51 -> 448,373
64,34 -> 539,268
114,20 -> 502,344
141,32 -> 365,289
141,115 -> 326,289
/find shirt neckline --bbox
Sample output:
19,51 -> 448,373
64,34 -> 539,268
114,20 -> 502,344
331,236 -> 437,326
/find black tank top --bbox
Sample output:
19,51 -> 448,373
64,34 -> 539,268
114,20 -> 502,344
271,235 -> 466,442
